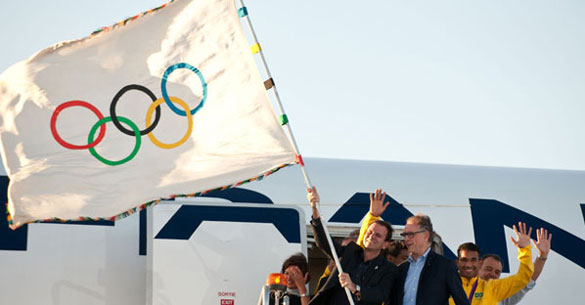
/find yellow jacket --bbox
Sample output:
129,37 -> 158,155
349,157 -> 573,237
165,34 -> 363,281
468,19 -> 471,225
357,212 -> 377,248
449,245 -> 533,305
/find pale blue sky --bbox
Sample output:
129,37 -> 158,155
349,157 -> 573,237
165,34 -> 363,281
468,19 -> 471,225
1,0 -> 584,170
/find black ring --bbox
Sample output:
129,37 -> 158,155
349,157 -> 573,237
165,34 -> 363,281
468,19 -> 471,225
110,84 -> 161,136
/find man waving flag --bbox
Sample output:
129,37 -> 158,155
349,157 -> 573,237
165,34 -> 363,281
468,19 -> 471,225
0,0 -> 296,228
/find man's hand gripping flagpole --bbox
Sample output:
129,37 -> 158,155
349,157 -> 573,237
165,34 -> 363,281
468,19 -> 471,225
307,186 -> 356,305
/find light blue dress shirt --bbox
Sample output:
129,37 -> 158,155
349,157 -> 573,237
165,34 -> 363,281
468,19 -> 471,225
403,247 -> 431,305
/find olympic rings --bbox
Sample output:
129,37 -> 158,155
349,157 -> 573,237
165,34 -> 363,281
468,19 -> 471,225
50,63 -> 206,166
110,84 -> 160,136
88,116 -> 141,166
146,97 -> 193,149
161,63 -> 207,117
50,100 -> 106,150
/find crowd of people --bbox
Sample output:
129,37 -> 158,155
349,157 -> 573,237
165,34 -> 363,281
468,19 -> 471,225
273,188 -> 551,305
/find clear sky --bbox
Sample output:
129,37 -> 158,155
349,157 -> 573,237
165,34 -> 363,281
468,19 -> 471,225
1,0 -> 584,171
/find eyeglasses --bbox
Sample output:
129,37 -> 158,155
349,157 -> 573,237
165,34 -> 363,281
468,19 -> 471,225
400,230 -> 426,238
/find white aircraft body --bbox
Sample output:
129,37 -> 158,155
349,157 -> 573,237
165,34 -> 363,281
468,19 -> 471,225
0,157 -> 583,305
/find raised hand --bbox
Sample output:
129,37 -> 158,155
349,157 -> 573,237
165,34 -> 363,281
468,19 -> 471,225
307,186 -> 320,207
533,228 -> 552,258
286,265 -> 308,290
307,186 -> 321,219
510,221 -> 532,248
369,189 -> 389,217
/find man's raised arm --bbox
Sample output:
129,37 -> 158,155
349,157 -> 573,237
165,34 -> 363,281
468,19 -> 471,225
490,222 -> 535,301
499,228 -> 551,305
307,187 -> 339,259
357,189 -> 389,248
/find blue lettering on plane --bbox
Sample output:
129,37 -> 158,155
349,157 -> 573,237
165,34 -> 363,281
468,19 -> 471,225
0,179 -> 272,254
470,199 -> 585,272
1,175 -> 584,272
0,176 -> 26,250
155,205 -> 301,243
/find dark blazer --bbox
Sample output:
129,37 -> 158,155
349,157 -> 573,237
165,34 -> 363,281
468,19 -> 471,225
393,250 -> 469,305
310,217 -> 397,305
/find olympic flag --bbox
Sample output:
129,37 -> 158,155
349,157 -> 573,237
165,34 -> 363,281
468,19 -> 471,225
0,0 -> 297,228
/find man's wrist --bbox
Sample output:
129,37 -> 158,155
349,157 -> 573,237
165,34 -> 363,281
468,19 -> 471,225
351,284 -> 360,293
310,217 -> 321,225
353,285 -> 361,300
538,255 -> 548,260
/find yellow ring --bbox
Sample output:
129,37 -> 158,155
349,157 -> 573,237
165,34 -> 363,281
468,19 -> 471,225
145,97 -> 193,149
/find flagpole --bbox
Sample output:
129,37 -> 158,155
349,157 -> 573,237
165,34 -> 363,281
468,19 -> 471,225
237,2 -> 355,305
237,1 -> 312,188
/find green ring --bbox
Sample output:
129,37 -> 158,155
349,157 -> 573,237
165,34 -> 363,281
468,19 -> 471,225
88,116 -> 141,166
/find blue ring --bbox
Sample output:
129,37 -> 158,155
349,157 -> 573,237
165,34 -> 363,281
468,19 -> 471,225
161,63 -> 207,116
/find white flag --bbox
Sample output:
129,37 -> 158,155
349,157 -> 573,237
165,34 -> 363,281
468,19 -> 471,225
0,0 -> 296,228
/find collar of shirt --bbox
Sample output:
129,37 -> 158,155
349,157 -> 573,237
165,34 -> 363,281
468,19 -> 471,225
461,276 -> 479,287
403,247 -> 432,305
407,246 -> 431,264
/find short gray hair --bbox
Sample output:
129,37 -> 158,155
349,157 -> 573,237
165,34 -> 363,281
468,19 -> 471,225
407,214 -> 434,243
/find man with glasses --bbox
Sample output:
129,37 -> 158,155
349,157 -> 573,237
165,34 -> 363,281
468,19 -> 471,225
358,189 -> 469,305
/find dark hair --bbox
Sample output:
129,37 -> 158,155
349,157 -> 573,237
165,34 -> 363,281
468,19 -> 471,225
372,220 -> 393,242
281,253 -> 311,282
481,253 -> 503,265
407,214 -> 434,242
457,242 -> 481,258
387,240 -> 407,257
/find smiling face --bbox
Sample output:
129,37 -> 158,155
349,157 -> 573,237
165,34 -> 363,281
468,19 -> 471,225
403,222 -> 430,256
283,265 -> 305,289
479,257 -> 503,280
457,249 -> 481,279
363,223 -> 390,251
280,253 -> 309,289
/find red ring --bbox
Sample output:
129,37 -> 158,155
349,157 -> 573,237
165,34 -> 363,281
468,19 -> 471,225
50,100 -> 106,150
